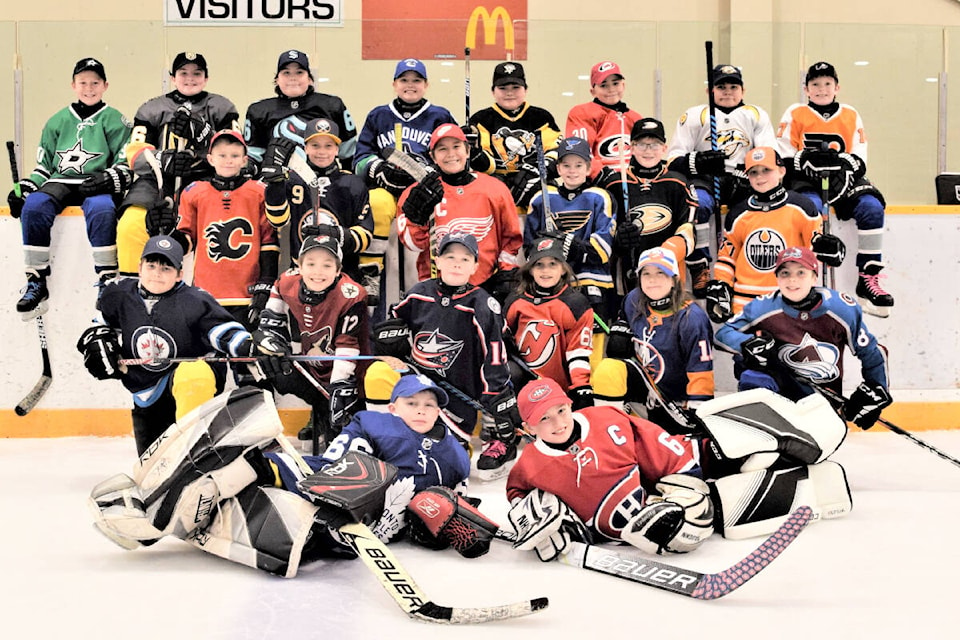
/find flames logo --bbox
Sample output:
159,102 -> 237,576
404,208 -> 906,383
204,218 -> 255,262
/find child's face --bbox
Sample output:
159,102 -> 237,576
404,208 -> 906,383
590,76 -> 625,106
557,155 -> 589,189
298,248 -> 341,292
72,71 -> 108,106
493,83 -> 527,111
631,137 -> 666,168
430,137 -> 469,174
639,265 -> 675,301
746,164 -> 786,193
172,64 -> 208,97
139,259 -> 182,294
436,243 -> 478,286
712,82 -> 743,108
805,77 -> 839,107
526,402 -> 575,444
276,64 -> 311,98
305,136 -> 339,169
531,256 -> 564,289
776,262 -> 818,302
393,71 -> 428,103
207,140 -> 247,177
389,390 -> 442,434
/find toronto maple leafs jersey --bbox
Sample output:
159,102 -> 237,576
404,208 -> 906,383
565,100 -> 642,178
666,102 -> 777,172
468,102 -> 562,176
352,100 -> 457,176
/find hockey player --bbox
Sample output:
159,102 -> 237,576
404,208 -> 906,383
565,61 -> 643,179
9,57 -> 132,318
76,235 -> 254,455
115,52 -> 240,280
592,247 -> 714,435
704,146 -> 845,321
396,123 -> 522,302
506,377 -> 712,561
777,61 -> 894,317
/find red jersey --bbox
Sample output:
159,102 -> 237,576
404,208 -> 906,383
506,406 -> 697,541
565,101 -> 642,178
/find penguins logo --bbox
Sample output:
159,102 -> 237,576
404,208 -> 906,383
412,329 -> 464,378
516,320 -> 559,369
204,218 -> 255,262
743,228 -> 786,272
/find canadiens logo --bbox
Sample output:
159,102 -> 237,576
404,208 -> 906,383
516,320 -> 559,369
412,330 -> 464,377
131,326 -> 176,372
204,218 -> 255,262
743,228 -> 786,272
527,382 -> 554,402
778,333 -> 840,384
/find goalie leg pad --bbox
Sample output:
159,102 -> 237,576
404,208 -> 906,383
407,486 -> 498,558
88,473 -> 164,548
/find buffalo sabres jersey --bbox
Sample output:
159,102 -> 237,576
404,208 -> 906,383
506,407 -> 697,541
667,102 -> 776,171
353,100 -> 457,176
776,102 -> 868,162
565,100 -> 643,178
469,102 -> 562,176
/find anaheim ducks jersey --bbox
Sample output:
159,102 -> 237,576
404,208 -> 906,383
667,103 -> 777,171
716,188 -> 822,311
353,100 -> 457,176
177,178 -> 279,306
565,100 -> 643,178
776,102 -> 868,161
469,102 -> 562,176
504,284 -> 594,391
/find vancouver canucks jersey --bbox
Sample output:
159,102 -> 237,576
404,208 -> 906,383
353,100 -> 457,176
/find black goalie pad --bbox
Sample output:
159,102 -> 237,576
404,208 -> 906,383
297,451 -> 398,528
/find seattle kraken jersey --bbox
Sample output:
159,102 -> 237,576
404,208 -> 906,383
667,102 -> 777,171
469,102 -> 562,176
353,101 -> 457,176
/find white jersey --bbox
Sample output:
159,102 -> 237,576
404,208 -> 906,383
667,103 -> 777,170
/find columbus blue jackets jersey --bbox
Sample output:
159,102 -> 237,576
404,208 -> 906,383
353,100 -> 457,176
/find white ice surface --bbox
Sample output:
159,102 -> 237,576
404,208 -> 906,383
2,431 -> 958,640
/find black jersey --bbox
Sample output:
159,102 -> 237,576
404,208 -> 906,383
468,102 -> 562,176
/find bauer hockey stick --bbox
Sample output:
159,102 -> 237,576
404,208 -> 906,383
381,146 -> 440,277
705,42 -> 723,250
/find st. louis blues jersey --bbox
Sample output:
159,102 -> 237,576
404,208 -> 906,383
353,100 -> 457,176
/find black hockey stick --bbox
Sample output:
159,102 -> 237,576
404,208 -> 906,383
627,343 -> 704,434
705,42 -> 723,250
815,142 -> 842,289
464,47 -> 471,122
119,354 -> 390,366
534,130 -> 560,235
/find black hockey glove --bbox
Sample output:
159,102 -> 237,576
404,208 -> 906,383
614,217 -> 644,250
329,377 -> 360,433
77,325 -> 122,380
564,236 -> 598,265
372,318 -> 411,359
837,152 -> 865,180
159,149 -> 197,177
704,280 -> 734,323
569,385 -> 595,411
690,150 -> 726,177
794,147 -> 840,179
483,389 -> 521,442
811,232 -> 846,267
169,106 -> 213,148
368,158 -> 415,196
842,381 -> 892,430
605,319 -> 636,359
252,328 -> 292,382
741,330 -> 776,371
79,167 -> 131,196
401,171 -> 444,225
508,163 -> 540,208
486,268 -> 521,305
145,196 -> 178,236
260,137 -> 297,183
460,124 -> 480,150
7,180 -> 37,219
246,282 -> 273,329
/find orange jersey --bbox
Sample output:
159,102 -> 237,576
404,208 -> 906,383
565,101 -> 642,178
776,103 -> 867,160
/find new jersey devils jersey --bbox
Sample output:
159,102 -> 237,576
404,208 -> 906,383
565,101 -> 642,178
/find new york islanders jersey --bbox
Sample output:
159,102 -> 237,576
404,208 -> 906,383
667,103 -> 777,171
353,100 -> 457,176
776,102 -> 867,161
565,100 -> 642,178
469,102 -> 562,175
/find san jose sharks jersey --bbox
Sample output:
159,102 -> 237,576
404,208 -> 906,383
352,100 -> 457,177
667,102 -> 777,172
468,102 -> 562,176
565,100 -> 642,178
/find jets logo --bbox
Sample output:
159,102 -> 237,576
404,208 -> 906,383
56,139 -> 102,175
204,218 -> 255,262
743,228 -> 786,272
131,326 -> 176,372
778,333 -> 840,384
516,320 -> 559,369
412,329 -> 464,377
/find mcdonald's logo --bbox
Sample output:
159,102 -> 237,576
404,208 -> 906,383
465,5 -> 514,51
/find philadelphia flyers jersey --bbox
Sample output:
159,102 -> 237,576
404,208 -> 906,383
565,100 -> 642,178
469,102 -> 562,176
667,103 -> 777,171
776,102 -> 868,162
177,178 -> 279,306
506,406 -> 698,541
504,284 -> 594,391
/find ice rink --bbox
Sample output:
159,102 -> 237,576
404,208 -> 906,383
2,429 -> 957,640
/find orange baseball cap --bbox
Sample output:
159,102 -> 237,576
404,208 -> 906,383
744,146 -> 783,171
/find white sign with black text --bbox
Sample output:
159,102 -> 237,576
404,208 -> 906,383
164,0 -> 342,26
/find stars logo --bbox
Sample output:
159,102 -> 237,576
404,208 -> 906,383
340,281 -> 360,299
56,139 -> 102,176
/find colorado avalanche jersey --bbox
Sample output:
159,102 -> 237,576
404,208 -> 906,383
469,102 -> 562,176
667,103 -> 777,171
566,100 -> 642,178
352,101 -> 457,176
776,102 -> 868,162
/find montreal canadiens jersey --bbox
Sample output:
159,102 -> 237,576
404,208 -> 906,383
469,102 -> 562,176
506,407 -> 697,540
621,293 -> 714,404
352,100 -> 457,176
177,178 -> 279,306
565,100 -> 643,178
776,102 -> 868,162
715,287 -> 888,395
667,103 -> 777,171
504,284 -> 594,391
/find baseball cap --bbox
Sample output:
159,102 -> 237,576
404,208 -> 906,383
208,129 -> 247,151
437,232 -> 479,258
394,58 -> 427,80
630,118 -> 666,143
636,247 -> 679,277
141,235 -> 184,270
806,61 -> 839,84
73,58 -> 106,81
775,246 -> 819,273
492,61 -> 526,88
590,61 -> 623,86
429,123 -> 467,151
390,374 -> 449,407
744,146 -> 783,172
277,49 -> 311,74
299,233 -> 343,264
304,118 -> 342,145
556,137 -> 591,163
713,64 -> 743,86
171,52 -> 208,75
518,378 -> 572,426
525,236 -> 567,266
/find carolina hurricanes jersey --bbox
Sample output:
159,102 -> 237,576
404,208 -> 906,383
504,284 -> 594,391
177,178 -> 278,306
716,189 -> 822,311
776,102 -> 867,161
396,173 -> 522,285
469,102 -> 562,175
565,100 -> 643,178
506,407 -> 698,540
353,100 -> 457,176
621,293 -> 714,404
667,103 -> 777,170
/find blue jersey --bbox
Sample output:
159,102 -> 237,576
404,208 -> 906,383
353,101 -> 457,176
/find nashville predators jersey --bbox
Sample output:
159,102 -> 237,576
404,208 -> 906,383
667,103 -> 777,171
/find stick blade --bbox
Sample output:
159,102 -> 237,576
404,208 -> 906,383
15,375 -> 52,416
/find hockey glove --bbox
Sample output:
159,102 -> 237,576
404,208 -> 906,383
482,389 -> 521,442
329,377 -> 360,433
368,158 -> 415,196
795,147 -> 841,179
508,163 -> 541,208
372,318 -> 411,359
690,150 -> 726,177
169,106 -> 213,148
811,232 -> 846,267
145,197 -> 178,236
460,124 -> 480,150
7,179 -> 37,218
563,236 -> 598,265
301,222 -> 345,248
159,149 -> 197,177
400,171 -> 444,226
704,280 -> 734,323
605,319 -> 636,359
77,325 -> 122,380
630,474 -> 714,554
569,385 -> 595,411
508,489 -> 593,562
741,330 -> 776,371
487,268 -> 520,305
245,281 -> 273,329
614,217 -> 644,250
252,327 -> 292,382
407,486 -> 499,558
79,167 -> 131,196
842,381 -> 892,430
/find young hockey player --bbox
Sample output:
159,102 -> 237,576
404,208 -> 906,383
76,235 -> 254,455
10,57 -> 132,317
505,377 -> 711,561
115,52 -> 240,279
592,247 -> 714,435
396,123 -> 522,302
704,146 -> 845,322
504,236 -> 595,406
777,61 -> 894,317
368,232 -> 523,481
565,61 -> 643,179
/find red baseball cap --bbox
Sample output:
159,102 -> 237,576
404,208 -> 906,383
775,246 -> 819,273
518,378 -> 572,426
429,123 -> 467,151
591,61 -> 623,86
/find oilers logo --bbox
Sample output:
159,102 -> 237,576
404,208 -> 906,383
778,333 -> 840,384
132,326 -> 176,372
204,218 -> 255,262
743,228 -> 786,272
412,329 -> 464,377
516,320 -> 559,369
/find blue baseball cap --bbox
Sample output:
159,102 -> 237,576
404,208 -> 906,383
394,58 -> 427,80
391,374 -> 449,407
557,137 -> 592,163
437,232 -> 479,258
142,235 -> 184,270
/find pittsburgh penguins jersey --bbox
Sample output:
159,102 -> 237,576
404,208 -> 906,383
506,407 -> 698,541
667,102 -> 777,172
526,184 -> 615,289
715,287 -> 888,396
504,284 -> 594,391
469,102 -> 562,176
621,294 -> 714,405
177,178 -> 279,306
717,188 -> 822,311
776,102 -> 868,162
397,173 -> 522,285
27,103 -> 131,186
352,100 -> 457,177
565,100 -> 643,178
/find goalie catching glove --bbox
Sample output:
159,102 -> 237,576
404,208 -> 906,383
507,489 -> 592,562
406,486 -> 498,558
621,474 -> 714,554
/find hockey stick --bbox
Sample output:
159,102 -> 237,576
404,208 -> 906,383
816,142 -> 840,289
705,42 -> 723,250
381,146 -> 440,278
628,341 -> 704,434
534,131 -> 559,235
558,504 -> 813,599
118,354 -> 395,366
464,47 -> 471,122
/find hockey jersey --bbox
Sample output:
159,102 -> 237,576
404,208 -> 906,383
565,100 -> 642,178
469,102 -> 562,176
776,102 -> 868,162
352,100 -> 457,176
667,103 -> 777,172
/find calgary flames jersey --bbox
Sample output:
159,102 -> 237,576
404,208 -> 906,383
776,102 -> 868,161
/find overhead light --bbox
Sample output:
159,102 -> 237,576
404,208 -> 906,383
440,61 -> 454,67
854,61 -> 869,66
440,78 -> 450,83
561,91 -> 574,96
316,77 -> 330,83
925,77 -> 939,83
577,74 -> 589,81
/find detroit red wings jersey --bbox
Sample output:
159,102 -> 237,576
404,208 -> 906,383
177,179 -> 278,305
667,103 -> 777,170
565,101 -> 642,178
776,102 -> 868,160
506,406 -> 697,540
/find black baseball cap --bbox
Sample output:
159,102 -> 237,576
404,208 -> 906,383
556,137 -> 591,163
525,236 -> 567,266
492,62 -> 526,88
304,118 -> 342,145
73,58 -> 106,81
171,52 -> 208,75
630,118 -> 666,143
299,233 -> 343,264
277,49 -> 311,74
712,64 -> 743,86
142,235 -> 184,270
806,61 -> 839,84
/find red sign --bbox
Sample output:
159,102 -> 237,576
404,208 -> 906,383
362,1 -> 527,60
